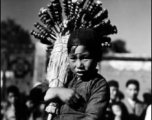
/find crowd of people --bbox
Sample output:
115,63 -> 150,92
105,79 -> 151,120
1,85 -> 47,120
1,79 -> 151,120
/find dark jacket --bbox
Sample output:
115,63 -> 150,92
122,98 -> 147,120
30,72 -> 110,120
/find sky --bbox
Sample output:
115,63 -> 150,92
1,0 -> 151,56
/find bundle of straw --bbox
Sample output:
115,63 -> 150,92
45,34 -> 70,120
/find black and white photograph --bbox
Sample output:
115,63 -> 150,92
1,0 -> 151,120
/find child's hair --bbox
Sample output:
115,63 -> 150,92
67,28 -> 103,61
108,80 -> 119,88
111,102 -> 129,119
126,79 -> 140,90
7,85 -> 20,98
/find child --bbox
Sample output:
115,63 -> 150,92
30,28 -> 110,120
111,102 -> 129,120
2,85 -> 28,120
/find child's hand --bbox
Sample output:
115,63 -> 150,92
56,88 -> 81,106
44,87 -> 81,107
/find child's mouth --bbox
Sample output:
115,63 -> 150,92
76,71 -> 85,76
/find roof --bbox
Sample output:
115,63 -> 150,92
102,53 -> 151,61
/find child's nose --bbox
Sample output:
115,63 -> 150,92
76,60 -> 83,68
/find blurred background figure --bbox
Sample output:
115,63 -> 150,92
25,96 -> 35,120
144,104 -> 151,120
2,85 -> 28,120
25,95 -> 47,120
117,91 -> 124,102
105,80 -> 122,120
111,102 -> 129,120
1,101 -> 7,120
143,89 -> 151,106
32,103 -> 47,120
108,80 -> 120,103
123,79 -> 147,120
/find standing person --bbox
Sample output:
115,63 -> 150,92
123,79 -> 147,120
105,80 -> 127,120
108,80 -> 120,103
2,85 -> 28,120
30,28 -> 111,120
105,80 -> 120,120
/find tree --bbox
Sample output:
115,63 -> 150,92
1,18 -> 35,72
111,39 -> 129,53
1,18 -> 34,54
102,39 -> 130,54
1,18 -> 35,100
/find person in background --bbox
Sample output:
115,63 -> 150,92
105,80 -> 120,120
2,85 -> 28,120
32,103 -> 47,120
1,101 -> 7,120
108,80 -> 120,103
111,102 -> 129,120
143,89 -> 151,106
123,79 -> 147,120
25,96 -> 35,120
144,104 -> 151,120
25,96 -> 47,120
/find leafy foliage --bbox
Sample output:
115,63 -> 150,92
103,39 -> 130,54
111,39 -> 129,53
1,18 -> 34,54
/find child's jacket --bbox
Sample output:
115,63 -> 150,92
30,71 -> 110,120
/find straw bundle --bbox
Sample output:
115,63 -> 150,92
45,35 -> 70,120
46,35 -> 70,88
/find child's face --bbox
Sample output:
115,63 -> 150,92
7,92 -> 18,104
111,105 -> 122,117
68,45 -> 98,79
110,86 -> 118,101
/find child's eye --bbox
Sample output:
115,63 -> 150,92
70,57 -> 76,60
69,56 -> 76,60
83,58 -> 89,60
83,56 -> 91,60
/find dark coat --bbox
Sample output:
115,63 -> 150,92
122,98 -> 147,120
30,72 -> 110,120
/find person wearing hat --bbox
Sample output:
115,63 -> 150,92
30,28 -> 110,120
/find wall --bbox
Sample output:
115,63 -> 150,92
98,54 -> 151,101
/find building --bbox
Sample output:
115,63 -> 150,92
99,53 -> 151,101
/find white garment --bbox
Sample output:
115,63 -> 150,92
145,105 -> 151,120
127,98 -> 136,109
